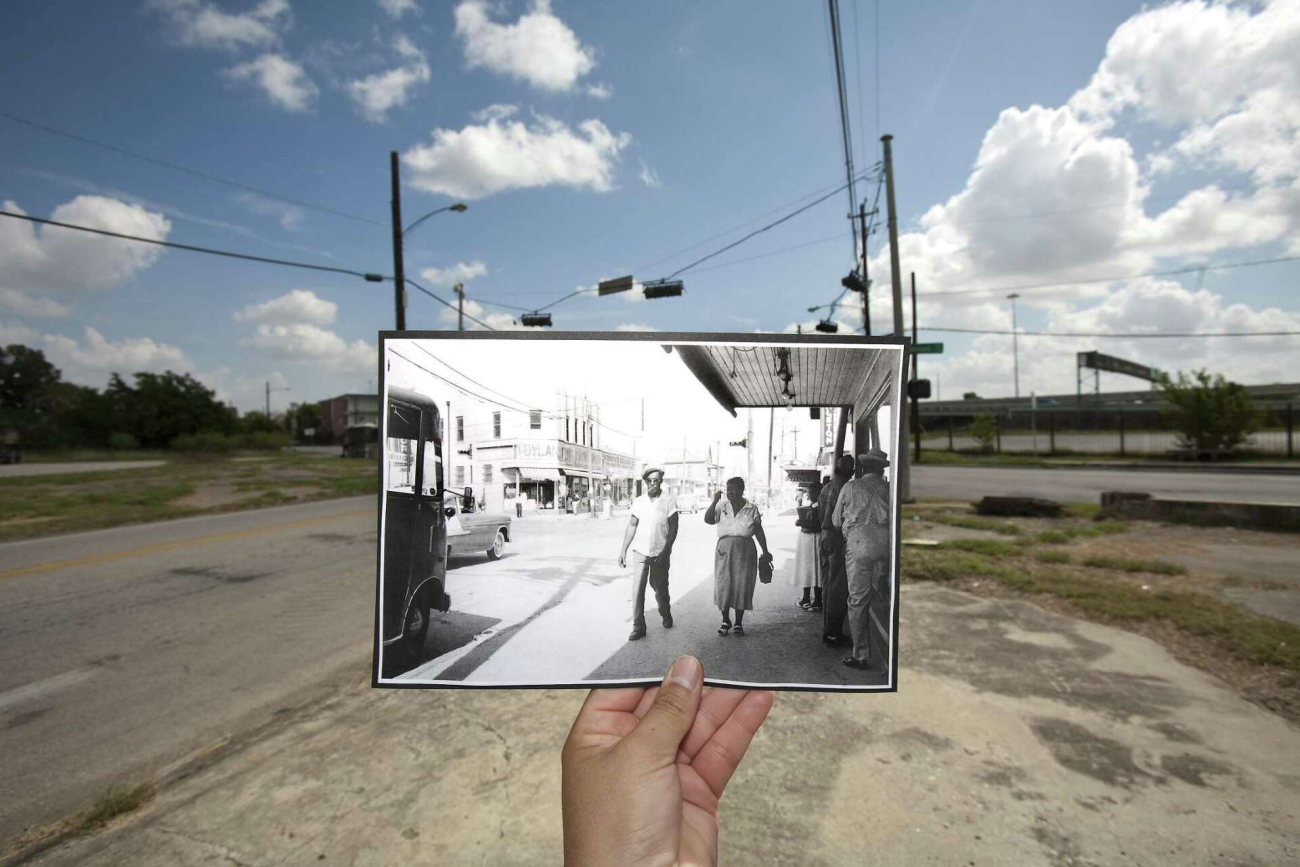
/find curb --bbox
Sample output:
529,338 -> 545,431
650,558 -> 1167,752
916,462 -> 1300,476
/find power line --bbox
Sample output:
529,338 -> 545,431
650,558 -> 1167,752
0,208 -> 383,281
827,0 -> 859,260
1,111 -> 384,228
402,277 -> 498,331
918,255 -> 1300,299
919,326 -> 1300,339
852,0 -> 868,172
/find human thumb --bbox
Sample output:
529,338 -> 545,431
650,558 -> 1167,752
630,656 -> 702,761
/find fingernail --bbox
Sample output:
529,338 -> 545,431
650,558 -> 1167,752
667,655 -> 701,691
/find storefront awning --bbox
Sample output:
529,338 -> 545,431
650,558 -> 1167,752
515,467 -> 562,482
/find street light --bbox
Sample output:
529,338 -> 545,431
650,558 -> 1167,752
1008,292 -> 1021,399
265,382 -> 290,417
401,203 -> 468,241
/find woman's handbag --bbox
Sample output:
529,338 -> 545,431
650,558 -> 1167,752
758,552 -> 774,584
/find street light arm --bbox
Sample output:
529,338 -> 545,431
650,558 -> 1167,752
401,203 -> 467,239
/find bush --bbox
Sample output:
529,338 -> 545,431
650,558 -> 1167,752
108,432 -> 140,450
970,413 -> 996,453
1156,368 -> 1257,453
243,431 -> 291,451
171,432 -> 236,454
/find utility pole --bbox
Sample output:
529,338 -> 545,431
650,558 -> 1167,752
859,201 -> 871,335
911,272 -> 921,462
882,133 -> 911,501
1008,292 -> 1021,398
454,283 -> 465,332
767,408 -> 775,506
389,152 -> 406,331
265,381 -> 270,417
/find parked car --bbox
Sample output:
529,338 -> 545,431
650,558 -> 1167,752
443,492 -> 512,561
676,493 -> 703,514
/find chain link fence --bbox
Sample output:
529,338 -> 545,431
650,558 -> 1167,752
918,403 -> 1296,458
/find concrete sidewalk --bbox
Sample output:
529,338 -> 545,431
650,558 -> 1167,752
18,583 -> 1299,866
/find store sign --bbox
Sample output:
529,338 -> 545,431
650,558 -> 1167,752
559,443 -> 593,469
518,441 -> 556,461
603,452 -> 635,476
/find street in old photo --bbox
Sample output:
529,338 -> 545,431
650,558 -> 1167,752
377,335 -> 905,688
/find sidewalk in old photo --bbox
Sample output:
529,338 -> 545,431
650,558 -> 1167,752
23,583 -> 1300,866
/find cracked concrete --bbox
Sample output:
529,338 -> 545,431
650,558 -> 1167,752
21,583 -> 1300,866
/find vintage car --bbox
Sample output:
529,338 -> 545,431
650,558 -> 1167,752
381,387 -> 452,676
443,493 -> 512,561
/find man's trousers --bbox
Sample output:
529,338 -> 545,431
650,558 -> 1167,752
631,551 -> 671,627
819,530 -> 849,639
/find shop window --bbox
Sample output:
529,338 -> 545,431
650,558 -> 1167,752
530,410 -> 542,429
493,412 -> 501,438
484,464 -> 494,483
456,416 -> 464,442
455,466 -> 465,486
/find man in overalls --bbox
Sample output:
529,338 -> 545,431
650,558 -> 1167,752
832,449 -> 892,670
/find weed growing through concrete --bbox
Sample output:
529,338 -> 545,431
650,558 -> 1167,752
79,782 -> 154,831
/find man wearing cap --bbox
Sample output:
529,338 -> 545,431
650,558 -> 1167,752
617,467 -> 679,641
832,448 -> 892,670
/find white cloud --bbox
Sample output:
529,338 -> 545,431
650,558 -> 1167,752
638,160 -> 661,188
235,289 -> 337,326
0,197 -> 171,296
0,322 -> 193,386
419,261 -> 488,286
147,0 -> 291,51
586,82 -> 612,99
223,53 -> 318,111
0,288 -> 70,319
232,191 -> 303,229
454,0 -> 596,92
245,323 -> 377,374
347,34 -> 431,122
471,103 -> 519,122
431,298 -> 525,331
614,323 -> 659,332
377,0 -> 418,20
402,112 -> 631,199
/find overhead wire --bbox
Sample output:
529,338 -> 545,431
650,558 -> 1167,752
918,326 -> 1300,339
1,111 -> 384,228
826,0 -> 859,261
401,277 -> 498,330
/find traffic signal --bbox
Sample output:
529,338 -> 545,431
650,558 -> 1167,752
841,271 -> 869,293
907,379 -> 932,400
521,313 -> 552,327
815,319 -> 839,333
729,438 -> 748,448
643,280 -> 684,299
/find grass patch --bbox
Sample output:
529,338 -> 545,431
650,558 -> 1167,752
1062,502 -> 1102,519
928,513 -> 1023,536
1080,555 -> 1188,576
1036,530 -> 1072,544
323,474 -> 378,497
1035,521 -> 1129,545
79,782 -> 154,831
905,549 -> 1028,583
941,538 -> 1022,557
1035,550 -> 1071,565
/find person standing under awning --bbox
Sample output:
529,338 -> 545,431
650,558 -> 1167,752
832,449 -> 892,670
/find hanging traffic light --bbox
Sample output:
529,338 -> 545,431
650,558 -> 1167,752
521,313 -> 552,327
841,270 -> 869,293
643,279 -> 684,299
816,319 -> 839,333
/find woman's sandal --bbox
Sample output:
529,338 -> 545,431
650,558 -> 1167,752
732,625 -> 745,636
718,622 -> 731,635
799,601 -> 812,610
842,656 -> 871,670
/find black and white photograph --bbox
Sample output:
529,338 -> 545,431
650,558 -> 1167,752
374,332 -> 905,690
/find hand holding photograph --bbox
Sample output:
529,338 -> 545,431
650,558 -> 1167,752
374,332 -> 905,692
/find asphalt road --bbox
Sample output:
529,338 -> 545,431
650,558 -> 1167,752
913,464 -> 1300,504
0,497 -> 377,844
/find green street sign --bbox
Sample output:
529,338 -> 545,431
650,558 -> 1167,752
913,342 -> 944,354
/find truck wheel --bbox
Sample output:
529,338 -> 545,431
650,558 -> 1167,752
487,529 -> 506,560
384,593 -> 430,676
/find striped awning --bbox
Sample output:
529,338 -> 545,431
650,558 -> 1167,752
515,467 -> 562,482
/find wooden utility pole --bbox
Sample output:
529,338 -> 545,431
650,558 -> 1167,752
859,201 -> 871,336
882,133 -> 911,501
912,271 -> 921,462
767,408 -> 775,505
389,152 -> 406,331
454,283 -> 465,332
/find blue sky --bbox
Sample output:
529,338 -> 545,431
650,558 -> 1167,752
2,0 -> 1298,413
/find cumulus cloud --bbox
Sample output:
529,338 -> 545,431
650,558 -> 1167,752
347,34 -> 430,122
454,0 -> 596,92
234,289 -> 337,326
0,321 -> 193,386
0,288 -> 70,319
614,323 -> 659,332
377,0 -> 418,20
0,197 -> 170,297
245,322 -> 377,374
147,0 -> 291,51
402,111 -> 631,199
586,82 -> 612,99
433,297 -> 525,331
223,53 -> 318,111
419,261 -> 487,286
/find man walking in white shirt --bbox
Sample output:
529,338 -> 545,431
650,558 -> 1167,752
617,467 -> 679,641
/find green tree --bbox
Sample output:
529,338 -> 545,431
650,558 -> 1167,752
104,372 -> 238,448
292,402 -> 324,443
0,345 -> 62,412
240,411 -> 281,435
1156,369 -> 1256,453
970,413 -> 996,453
962,391 -> 980,400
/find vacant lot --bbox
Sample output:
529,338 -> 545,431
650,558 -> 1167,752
902,501 -> 1300,726
0,454 -> 378,542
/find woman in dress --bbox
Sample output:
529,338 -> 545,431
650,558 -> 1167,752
791,480 -> 823,611
705,476 -> 772,636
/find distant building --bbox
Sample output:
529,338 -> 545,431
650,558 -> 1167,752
321,393 -> 379,440
448,392 -> 639,514
658,448 -> 723,499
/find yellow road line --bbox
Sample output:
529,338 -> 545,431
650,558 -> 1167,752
0,509 -> 373,581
